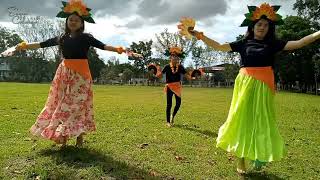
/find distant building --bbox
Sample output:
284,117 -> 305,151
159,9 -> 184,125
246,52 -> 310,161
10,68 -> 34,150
0,61 -> 11,80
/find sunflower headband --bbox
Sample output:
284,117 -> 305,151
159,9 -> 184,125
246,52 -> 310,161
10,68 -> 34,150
240,3 -> 284,27
56,0 -> 95,23
164,47 -> 187,59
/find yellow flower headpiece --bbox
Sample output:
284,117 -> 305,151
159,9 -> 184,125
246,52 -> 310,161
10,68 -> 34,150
170,47 -> 182,55
164,47 -> 186,59
240,3 -> 283,27
56,0 -> 95,23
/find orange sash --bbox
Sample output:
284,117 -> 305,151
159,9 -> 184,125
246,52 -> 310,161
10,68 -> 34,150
240,66 -> 275,92
63,59 -> 92,80
164,82 -> 182,97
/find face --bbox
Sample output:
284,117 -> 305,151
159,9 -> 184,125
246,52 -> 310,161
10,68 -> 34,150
67,14 -> 83,32
253,18 -> 269,40
170,54 -> 180,65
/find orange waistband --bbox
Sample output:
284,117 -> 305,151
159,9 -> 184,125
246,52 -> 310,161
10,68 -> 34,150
164,82 -> 182,97
62,59 -> 92,80
240,66 -> 275,92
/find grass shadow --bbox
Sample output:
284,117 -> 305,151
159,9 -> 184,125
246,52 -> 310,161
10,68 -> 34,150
173,124 -> 218,138
241,171 -> 285,180
38,146 -> 163,179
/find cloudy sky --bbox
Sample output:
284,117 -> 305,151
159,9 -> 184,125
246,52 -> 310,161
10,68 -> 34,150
0,0 -> 297,63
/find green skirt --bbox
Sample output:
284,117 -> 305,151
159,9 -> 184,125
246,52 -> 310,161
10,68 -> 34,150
216,68 -> 285,162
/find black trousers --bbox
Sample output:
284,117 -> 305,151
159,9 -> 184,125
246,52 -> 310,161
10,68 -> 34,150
166,88 -> 181,123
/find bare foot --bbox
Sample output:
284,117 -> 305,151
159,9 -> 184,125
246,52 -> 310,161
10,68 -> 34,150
60,143 -> 66,149
76,134 -> 84,147
170,115 -> 175,125
237,158 -> 246,175
60,137 -> 67,149
166,122 -> 172,128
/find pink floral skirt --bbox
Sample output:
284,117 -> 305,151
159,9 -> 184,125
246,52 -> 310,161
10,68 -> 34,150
30,60 -> 96,143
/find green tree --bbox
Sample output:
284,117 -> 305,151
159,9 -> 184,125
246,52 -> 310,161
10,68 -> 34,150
121,68 -> 134,83
128,40 -> 152,77
155,28 -> 197,63
87,47 -> 105,81
0,26 -> 23,52
294,0 -> 320,23
275,16 -> 320,92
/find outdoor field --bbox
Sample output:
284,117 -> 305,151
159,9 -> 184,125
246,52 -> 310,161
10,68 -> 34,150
0,82 -> 319,179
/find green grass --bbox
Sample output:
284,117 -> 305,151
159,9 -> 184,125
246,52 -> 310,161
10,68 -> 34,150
0,82 -> 319,179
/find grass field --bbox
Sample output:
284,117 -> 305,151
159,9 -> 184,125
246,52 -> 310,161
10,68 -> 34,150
0,82 -> 319,179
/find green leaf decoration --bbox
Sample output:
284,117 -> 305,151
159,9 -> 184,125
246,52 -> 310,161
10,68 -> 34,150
240,19 -> 252,27
272,6 -> 280,12
56,11 -> 68,18
62,1 -> 67,7
245,13 -> 252,19
84,17 -> 95,23
248,6 -> 257,12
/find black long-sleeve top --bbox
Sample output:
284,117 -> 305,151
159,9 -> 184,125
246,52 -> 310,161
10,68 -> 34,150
40,33 -> 105,59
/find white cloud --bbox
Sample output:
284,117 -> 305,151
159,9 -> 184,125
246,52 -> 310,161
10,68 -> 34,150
0,0 -> 297,63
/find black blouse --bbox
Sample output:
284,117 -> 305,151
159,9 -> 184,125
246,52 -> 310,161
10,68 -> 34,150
40,33 -> 105,59
162,64 -> 187,83
229,39 -> 287,67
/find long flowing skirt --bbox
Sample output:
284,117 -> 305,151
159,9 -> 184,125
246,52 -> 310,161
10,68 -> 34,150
30,61 -> 95,143
216,67 -> 285,162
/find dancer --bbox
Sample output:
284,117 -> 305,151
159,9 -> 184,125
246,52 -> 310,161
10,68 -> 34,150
15,0 -> 131,147
157,47 -> 191,127
179,3 -> 320,174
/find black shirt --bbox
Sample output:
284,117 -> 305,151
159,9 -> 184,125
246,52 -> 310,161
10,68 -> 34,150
162,64 -> 187,83
229,39 -> 287,67
40,33 -> 105,59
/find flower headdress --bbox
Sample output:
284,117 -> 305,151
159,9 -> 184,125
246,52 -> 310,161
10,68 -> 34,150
164,47 -> 187,59
240,3 -> 284,27
56,0 -> 95,23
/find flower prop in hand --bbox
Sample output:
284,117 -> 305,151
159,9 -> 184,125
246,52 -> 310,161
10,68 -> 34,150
177,17 -> 196,39
148,64 -> 158,75
191,68 -> 205,79
126,48 -> 143,59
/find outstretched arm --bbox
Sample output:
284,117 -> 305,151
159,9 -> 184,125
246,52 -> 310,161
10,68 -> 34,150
284,30 -> 320,51
16,42 -> 41,51
104,45 -> 126,54
189,30 -> 232,52
156,65 -> 163,78
184,72 -> 192,80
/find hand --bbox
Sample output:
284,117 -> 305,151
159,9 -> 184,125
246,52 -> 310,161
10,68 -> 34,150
156,65 -> 162,78
16,41 -> 28,51
126,50 -> 143,58
188,30 -> 204,40
115,46 -> 126,54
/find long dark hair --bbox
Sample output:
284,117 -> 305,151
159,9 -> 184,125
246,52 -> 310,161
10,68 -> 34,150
244,16 -> 276,43
58,13 -> 85,56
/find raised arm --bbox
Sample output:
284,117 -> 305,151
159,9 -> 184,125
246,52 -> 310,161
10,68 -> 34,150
16,42 -> 41,51
104,45 -> 126,54
190,30 -> 232,52
16,36 -> 60,51
283,30 -> 320,51
86,33 -> 126,54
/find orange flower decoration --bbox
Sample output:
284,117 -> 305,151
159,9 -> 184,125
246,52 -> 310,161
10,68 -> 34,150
64,0 -> 89,16
57,0 -> 95,23
169,47 -> 182,55
251,3 -> 277,21
240,3 -> 283,27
